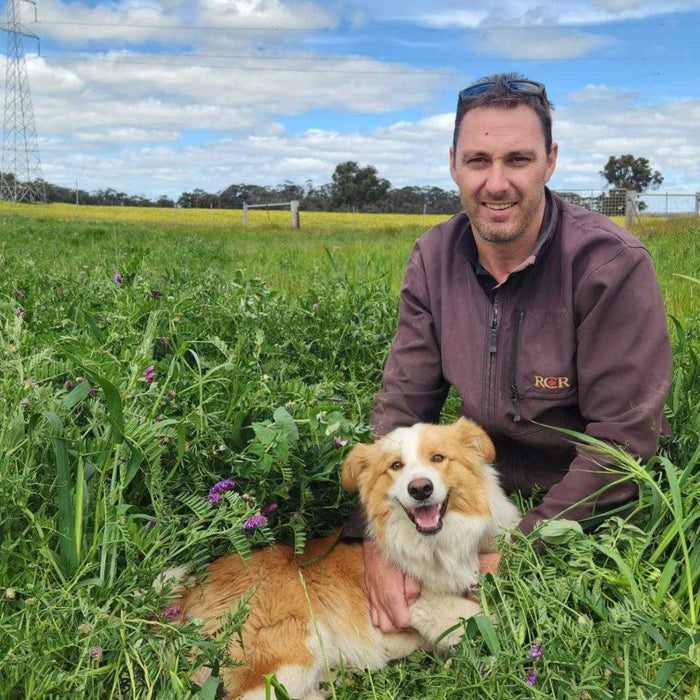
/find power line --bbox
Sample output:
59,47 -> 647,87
39,46 -> 700,64
30,17 -> 700,31
35,54 -> 458,75
32,51 -> 697,75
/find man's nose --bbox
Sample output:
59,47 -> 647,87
484,164 -> 509,196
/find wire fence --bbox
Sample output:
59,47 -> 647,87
554,189 -> 700,219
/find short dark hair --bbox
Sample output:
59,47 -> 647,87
452,72 -> 554,158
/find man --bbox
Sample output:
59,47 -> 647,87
344,73 -> 672,633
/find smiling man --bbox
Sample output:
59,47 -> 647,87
344,73 -> 672,633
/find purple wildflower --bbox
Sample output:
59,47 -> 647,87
311,302 -> 319,311
244,514 -> 268,530
261,503 -> 278,517
528,640 -> 543,660
525,668 -> 537,686
113,273 -> 123,284
144,365 -> 156,383
89,385 -> 96,397
151,287 -> 162,298
15,307 -> 25,318
89,646 -> 103,660
65,380 -> 74,390
334,436 -> 348,449
207,478 -> 236,504
160,336 -> 169,347
162,603 -> 181,621
13,289 -> 26,298
467,581 -> 479,596
143,520 -> 157,530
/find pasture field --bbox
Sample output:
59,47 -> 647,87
0,206 -> 699,699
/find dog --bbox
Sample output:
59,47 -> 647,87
170,418 -> 519,699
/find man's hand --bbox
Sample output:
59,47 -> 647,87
363,539 -> 421,633
478,551 -> 501,575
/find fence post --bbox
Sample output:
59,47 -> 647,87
695,192 -> 700,217
243,203 -> 248,228
290,199 -> 300,229
625,190 -> 636,229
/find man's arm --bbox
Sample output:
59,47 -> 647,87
518,246 -> 671,535
370,244 -> 450,436
361,244 -> 451,630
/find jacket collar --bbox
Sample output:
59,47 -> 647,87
455,187 -> 559,274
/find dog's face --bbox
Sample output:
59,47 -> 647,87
342,418 -> 495,541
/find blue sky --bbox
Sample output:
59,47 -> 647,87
4,0 -> 700,199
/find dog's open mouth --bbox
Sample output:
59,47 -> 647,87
402,497 -> 448,535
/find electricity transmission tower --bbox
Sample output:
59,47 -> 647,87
0,0 -> 46,202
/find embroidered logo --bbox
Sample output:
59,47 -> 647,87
534,375 -> 571,389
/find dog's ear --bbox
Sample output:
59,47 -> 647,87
455,417 -> 496,463
341,443 -> 372,493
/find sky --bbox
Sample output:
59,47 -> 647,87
3,0 -> 700,200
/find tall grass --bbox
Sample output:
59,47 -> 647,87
0,211 -> 698,699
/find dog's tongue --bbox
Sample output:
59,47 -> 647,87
413,504 -> 442,530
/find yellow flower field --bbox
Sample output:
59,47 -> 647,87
0,200 -> 451,232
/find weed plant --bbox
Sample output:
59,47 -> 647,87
0,212 -> 698,699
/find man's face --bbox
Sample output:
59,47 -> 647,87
450,104 -> 558,245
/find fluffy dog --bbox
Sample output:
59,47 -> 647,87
172,418 -> 519,699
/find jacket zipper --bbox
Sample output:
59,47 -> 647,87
510,309 -> 525,422
486,291 -> 502,427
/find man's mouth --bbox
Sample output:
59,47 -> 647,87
401,497 -> 449,535
483,202 -> 517,211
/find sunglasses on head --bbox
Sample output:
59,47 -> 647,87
458,80 -> 546,101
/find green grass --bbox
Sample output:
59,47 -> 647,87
0,210 -> 699,699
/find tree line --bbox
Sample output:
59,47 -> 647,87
0,154 -> 662,215
0,162 -> 462,214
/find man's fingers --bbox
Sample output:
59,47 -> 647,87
478,551 -> 502,575
376,610 -> 399,634
404,575 -> 421,605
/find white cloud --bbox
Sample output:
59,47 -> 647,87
198,0 -> 338,30
554,93 -> 700,191
24,50 -> 448,136
29,0 -> 182,44
354,0 -> 700,27
475,27 -> 610,59
75,128 -> 181,143
37,88 -> 700,199
568,84 -> 640,106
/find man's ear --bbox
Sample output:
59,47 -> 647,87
341,443 -> 372,493
455,417 -> 496,464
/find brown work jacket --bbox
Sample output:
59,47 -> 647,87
348,191 -> 671,537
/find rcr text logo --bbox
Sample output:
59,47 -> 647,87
534,375 -> 571,389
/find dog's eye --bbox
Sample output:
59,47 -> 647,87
431,454 -> 444,463
390,461 -> 403,471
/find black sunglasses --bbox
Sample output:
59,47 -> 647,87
459,80 -> 546,101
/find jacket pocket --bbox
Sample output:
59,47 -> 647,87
508,308 -> 578,423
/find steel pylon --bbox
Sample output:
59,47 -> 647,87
0,0 -> 46,203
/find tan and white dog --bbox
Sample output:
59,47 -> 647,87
172,418 -> 519,699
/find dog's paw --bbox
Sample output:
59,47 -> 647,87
433,621 -> 466,653
410,595 -> 480,653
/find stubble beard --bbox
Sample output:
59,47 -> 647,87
466,190 -> 543,245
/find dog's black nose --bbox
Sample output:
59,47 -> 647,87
408,478 -> 433,501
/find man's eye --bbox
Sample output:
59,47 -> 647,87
431,454 -> 444,463
510,156 -> 530,164
390,461 -> 403,471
